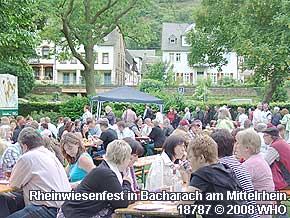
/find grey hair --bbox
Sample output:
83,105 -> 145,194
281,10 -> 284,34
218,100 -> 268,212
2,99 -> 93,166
104,140 -> 132,165
0,125 -> 11,140
152,119 -> 160,127
236,129 -> 261,154
18,127 -> 44,150
274,107 -> 280,113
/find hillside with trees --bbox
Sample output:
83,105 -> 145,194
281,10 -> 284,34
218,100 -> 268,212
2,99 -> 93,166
125,0 -> 201,49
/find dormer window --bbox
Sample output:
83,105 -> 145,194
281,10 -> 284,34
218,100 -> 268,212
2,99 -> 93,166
42,46 -> 50,57
168,35 -> 177,44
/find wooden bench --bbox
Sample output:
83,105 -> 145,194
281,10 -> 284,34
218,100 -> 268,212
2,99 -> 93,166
135,170 -> 149,177
154,148 -> 162,154
94,157 -> 104,161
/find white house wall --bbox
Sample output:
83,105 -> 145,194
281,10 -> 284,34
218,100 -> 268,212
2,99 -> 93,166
162,51 -> 239,84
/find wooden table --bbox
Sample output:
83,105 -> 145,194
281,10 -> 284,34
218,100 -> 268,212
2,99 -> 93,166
0,184 -> 14,193
135,136 -> 150,141
134,155 -> 158,168
134,155 -> 158,186
115,201 -> 182,218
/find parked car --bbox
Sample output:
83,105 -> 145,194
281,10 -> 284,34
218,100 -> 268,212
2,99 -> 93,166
229,98 -> 253,104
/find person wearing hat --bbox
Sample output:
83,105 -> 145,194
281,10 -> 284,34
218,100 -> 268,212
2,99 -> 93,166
263,126 -> 290,190
171,120 -> 191,147
188,120 -> 202,139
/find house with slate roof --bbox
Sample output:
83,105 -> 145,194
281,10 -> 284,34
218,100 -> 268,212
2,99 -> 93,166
161,23 -> 243,85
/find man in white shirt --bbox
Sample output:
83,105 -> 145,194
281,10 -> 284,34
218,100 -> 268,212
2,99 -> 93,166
116,121 -> 135,139
44,117 -> 57,139
261,103 -> 272,124
81,105 -> 92,124
252,103 -> 263,126
238,108 -> 248,128
7,127 -> 71,218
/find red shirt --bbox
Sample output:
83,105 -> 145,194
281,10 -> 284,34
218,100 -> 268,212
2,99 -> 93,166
167,112 -> 174,124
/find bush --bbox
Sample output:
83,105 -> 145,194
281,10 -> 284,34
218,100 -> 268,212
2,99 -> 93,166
18,97 -> 290,121
139,79 -> 165,93
19,102 -> 62,117
60,97 -> 89,120
29,111 -> 60,124
217,76 -> 240,87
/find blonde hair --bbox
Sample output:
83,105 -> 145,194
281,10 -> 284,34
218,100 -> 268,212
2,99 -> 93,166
218,108 -> 231,120
236,129 -> 261,154
187,135 -> 218,163
104,140 -> 132,165
281,108 -> 289,116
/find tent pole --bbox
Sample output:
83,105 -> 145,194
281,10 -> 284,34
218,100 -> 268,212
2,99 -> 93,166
99,102 -> 103,118
159,104 -> 163,113
90,100 -> 93,114
96,101 -> 100,119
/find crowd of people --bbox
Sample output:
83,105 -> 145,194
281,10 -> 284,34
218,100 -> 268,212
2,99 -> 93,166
0,102 -> 290,218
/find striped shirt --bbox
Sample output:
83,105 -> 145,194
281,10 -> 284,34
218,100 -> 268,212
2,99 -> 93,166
220,156 -> 260,218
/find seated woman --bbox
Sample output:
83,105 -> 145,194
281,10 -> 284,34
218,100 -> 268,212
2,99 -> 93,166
146,135 -> 189,191
60,132 -> 95,188
57,140 -> 133,218
81,123 -> 89,139
123,137 -> 144,192
62,121 -> 76,136
186,135 -> 248,218
235,129 -> 274,218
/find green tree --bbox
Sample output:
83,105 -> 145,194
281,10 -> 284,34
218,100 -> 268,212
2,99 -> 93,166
0,0 -> 39,62
217,76 -> 240,87
187,0 -> 290,103
139,79 -> 165,93
42,0 -> 153,95
143,62 -> 166,80
0,0 -> 41,97
193,78 -> 211,101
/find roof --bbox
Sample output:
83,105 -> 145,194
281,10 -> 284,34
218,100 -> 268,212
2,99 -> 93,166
161,23 -> 192,51
125,50 -> 133,65
127,50 -> 156,59
90,86 -> 163,104
101,28 -> 120,46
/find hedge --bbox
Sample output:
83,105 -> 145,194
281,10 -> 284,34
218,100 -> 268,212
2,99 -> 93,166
18,96 -> 290,123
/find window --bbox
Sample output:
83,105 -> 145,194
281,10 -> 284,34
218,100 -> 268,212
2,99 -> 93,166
42,47 -> 49,57
33,67 -> 40,80
169,53 -> 174,62
104,73 -> 111,85
168,35 -> 177,44
184,73 -> 190,83
197,71 -> 204,80
95,53 -> 98,64
211,73 -> 217,84
102,53 -> 109,64
73,72 -> 77,84
63,72 -> 70,85
176,53 -> 181,62
45,67 -> 53,80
